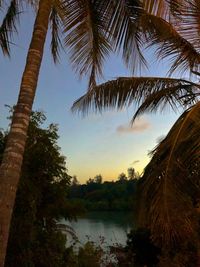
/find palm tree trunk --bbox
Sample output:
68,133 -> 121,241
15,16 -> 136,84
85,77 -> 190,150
0,0 -> 52,266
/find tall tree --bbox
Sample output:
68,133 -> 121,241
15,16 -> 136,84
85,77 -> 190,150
94,174 -> 103,184
0,0 -> 112,265
0,112 -> 77,267
0,0 -> 20,56
127,168 -> 136,180
0,1 -> 186,265
118,173 -> 127,182
72,0 -> 200,249
0,2 -> 52,264
138,107 -> 200,252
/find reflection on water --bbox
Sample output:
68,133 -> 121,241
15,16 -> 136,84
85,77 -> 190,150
61,212 -> 135,247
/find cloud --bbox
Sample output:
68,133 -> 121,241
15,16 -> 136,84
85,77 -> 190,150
131,160 -> 140,165
116,118 -> 151,134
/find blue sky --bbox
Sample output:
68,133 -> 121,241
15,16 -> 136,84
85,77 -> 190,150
0,7 -> 183,183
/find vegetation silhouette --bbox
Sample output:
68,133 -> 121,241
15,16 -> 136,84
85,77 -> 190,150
69,172 -> 140,212
1,0 -> 200,266
72,0 -> 200,252
0,2 -> 183,264
0,111 -> 82,267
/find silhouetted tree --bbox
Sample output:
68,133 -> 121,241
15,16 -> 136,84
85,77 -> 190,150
118,173 -> 127,182
71,175 -> 79,186
72,0 -> 200,250
0,112 -> 79,267
94,175 -> 103,184
127,168 -> 136,180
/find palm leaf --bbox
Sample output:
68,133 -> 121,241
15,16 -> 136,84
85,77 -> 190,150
50,7 -> 63,63
63,0 -> 112,88
107,0 -> 178,73
143,0 -> 184,17
140,12 -> 200,74
0,0 -> 20,56
132,82 -> 200,122
138,102 -> 200,247
107,0 -> 146,73
143,0 -> 169,19
177,0 -> 200,47
71,77 -> 200,119
144,0 -> 200,74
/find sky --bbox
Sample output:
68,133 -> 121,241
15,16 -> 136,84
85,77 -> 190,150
0,7 -> 183,183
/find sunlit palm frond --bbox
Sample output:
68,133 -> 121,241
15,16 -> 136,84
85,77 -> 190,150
167,0 -> 184,16
0,0 -> 20,56
142,0 -> 169,19
141,12 -> 200,74
143,0 -> 200,74
105,0 -> 180,73
193,0 -> 200,33
63,0 -> 111,88
138,102 -> 200,247
72,77 -> 200,118
50,7 -> 63,63
107,0 -> 146,73
132,81 -> 200,122
177,0 -> 200,47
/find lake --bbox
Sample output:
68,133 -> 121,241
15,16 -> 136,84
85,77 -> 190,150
61,211 -> 135,247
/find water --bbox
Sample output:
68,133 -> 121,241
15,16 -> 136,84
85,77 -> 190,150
61,211 -> 135,247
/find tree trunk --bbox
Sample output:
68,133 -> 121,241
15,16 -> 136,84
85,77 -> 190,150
0,0 -> 52,266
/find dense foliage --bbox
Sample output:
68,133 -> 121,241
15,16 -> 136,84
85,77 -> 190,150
69,175 -> 140,212
0,112 -> 80,267
72,0 -> 200,250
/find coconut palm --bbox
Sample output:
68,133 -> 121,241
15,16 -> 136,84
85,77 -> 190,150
0,0 -> 20,56
0,0 -> 113,265
138,104 -> 200,249
72,0 -> 200,249
0,0 -> 178,265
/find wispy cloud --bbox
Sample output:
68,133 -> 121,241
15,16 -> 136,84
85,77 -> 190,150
116,118 -> 151,134
131,160 -> 140,165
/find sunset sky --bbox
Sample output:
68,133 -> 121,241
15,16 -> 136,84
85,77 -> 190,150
0,8 -> 183,183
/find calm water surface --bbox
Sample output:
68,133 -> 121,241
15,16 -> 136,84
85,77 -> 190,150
62,211 -> 135,247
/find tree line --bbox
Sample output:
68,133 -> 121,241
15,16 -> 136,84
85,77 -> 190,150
1,1 -> 200,266
0,112 -> 82,266
69,171 -> 140,212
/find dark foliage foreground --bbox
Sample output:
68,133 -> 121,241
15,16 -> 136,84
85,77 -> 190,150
0,112 -> 80,267
1,112 -> 199,266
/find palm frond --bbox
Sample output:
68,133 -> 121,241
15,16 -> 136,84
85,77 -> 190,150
107,0 -> 146,73
106,0 -> 200,74
167,0 -> 184,16
143,0 -> 169,19
0,0 -> 20,56
143,0 -> 184,18
138,102 -> 200,247
132,82 -> 200,122
140,12 -> 200,74
177,0 -> 200,46
63,0 -> 111,88
71,77 -> 200,119
50,7 -> 63,63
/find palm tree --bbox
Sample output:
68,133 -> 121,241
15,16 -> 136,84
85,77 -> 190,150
138,104 -> 200,249
0,0 -> 193,264
72,0 -> 200,249
1,0 -> 176,265
0,0 -> 114,265
0,0 -> 20,56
